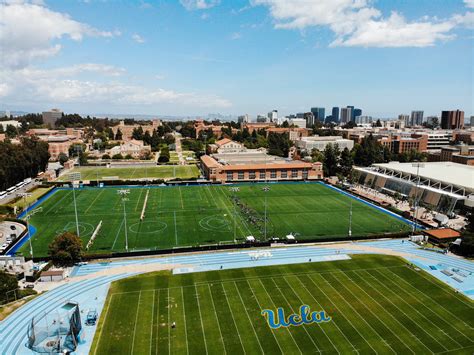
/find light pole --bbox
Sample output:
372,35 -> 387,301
262,186 -> 270,240
69,173 -> 82,238
17,192 -> 33,259
118,189 -> 130,252
411,162 -> 425,236
229,187 -> 240,241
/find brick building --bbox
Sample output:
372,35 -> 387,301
111,119 -> 161,141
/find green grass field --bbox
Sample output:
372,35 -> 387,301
57,165 -> 200,182
22,183 -> 411,257
91,255 -> 474,354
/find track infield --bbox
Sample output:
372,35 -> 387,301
90,254 -> 474,354
20,183 -> 412,257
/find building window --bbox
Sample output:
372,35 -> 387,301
270,170 -> 277,179
291,169 -> 298,178
249,171 -> 256,179
302,170 -> 308,179
227,172 -> 233,181
281,170 -> 288,178
238,172 -> 244,180
259,171 -> 266,179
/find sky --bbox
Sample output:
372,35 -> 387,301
0,0 -> 473,118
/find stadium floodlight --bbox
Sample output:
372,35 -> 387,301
229,187 -> 240,240
262,186 -> 270,240
117,189 -> 130,252
411,162 -> 425,236
17,192 -> 34,259
68,173 -> 82,238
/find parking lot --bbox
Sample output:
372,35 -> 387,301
0,222 -> 26,254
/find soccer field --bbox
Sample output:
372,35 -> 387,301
57,165 -> 200,181
91,255 -> 474,354
21,183 -> 411,257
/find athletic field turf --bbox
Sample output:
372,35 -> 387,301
22,183 -> 411,257
57,165 -> 200,181
91,255 -> 474,354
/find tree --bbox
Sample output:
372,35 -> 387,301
158,146 -> 170,163
132,126 -> 144,140
323,143 -> 340,176
0,270 -> 18,303
102,154 -> 111,159
48,232 -> 84,267
124,154 -> 133,159
112,153 -> 123,160
267,132 -> 290,157
58,153 -> 68,166
375,119 -> 382,127
115,128 -> 123,140
339,147 -> 353,176
5,124 -> 17,138
311,148 -> 324,163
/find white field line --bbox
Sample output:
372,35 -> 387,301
335,272 -> 425,354
219,283 -> 247,354
110,219 -> 125,250
356,270 -> 462,348
383,268 -> 474,330
230,281 -> 264,354
256,279 -> 303,355
92,293 -> 115,355
293,274 -> 376,354
135,188 -> 144,212
181,287 -> 190,355
131,291 -> 142,354
155,291 -> 160,355
245,280 -> 284,354
167,288 -> 171,355
268,277 -> 324,354
84,188 -> 105,214
174,211 -> 178,245
308,273 -> 397,354
150,290 -> 155,355
194,284 -> 209,355
206,284 -> 227,354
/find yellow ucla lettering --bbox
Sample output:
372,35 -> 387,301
262,305 -> 331,329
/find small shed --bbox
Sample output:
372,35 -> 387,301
39,269 -> 65,282
424,228 -> 461,245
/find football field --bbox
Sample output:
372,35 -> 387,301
91,255 -> 474,354
21,183 -> 411,257
57,165 -> 200,182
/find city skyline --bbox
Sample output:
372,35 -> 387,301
0,0 -> 473,117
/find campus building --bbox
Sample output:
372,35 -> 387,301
295,136 -> 354,152
42,109 -> 63,127
111,119 -> 161,141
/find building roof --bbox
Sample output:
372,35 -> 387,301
373,162 -> 474,191
215,138 -> 232,146
424,228 -> 461,240
220,161 -> 315,171
200,155 -> 221,168
41,269 -> 65,276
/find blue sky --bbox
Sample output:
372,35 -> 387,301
0,0 -> 472,118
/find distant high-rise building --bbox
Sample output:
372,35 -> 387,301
441,110 -> 464,129
353,108 -> 362,121
426,116 -> 439,127
256,114 -> 267,123
410,111 -> 424,126
331,107 -> 340,122
42,108 -> 63,127
470,116 -> 474,127
398,114 -> 409,125
238,114 -> 249,124
340,107 -> 352,124
296,112 -> 305,119
355,115 -> 372,124
304,112 -> 315,127
267,110 -> 278,123
311,107 -> 325,122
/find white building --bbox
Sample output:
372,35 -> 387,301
0,120 -> 21,130
267,110 -> 278,123
295,136 -> 354,152
355,115 -> 373,124
108,139 -> 151,158
289,118 -> 307,128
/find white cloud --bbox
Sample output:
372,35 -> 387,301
465,0 -> 474,9
230,32 -> 242,40
132,34 -> 146,43
180,0 -> 220,11
0,65 -> 232,108
0,1 -> 119,69
201,13 -> 210,20
253,0 -> 473,47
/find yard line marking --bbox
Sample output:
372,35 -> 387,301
293,274 -> 375,354
256,278 -> 303,355
194,284 -> 209,355
309,273 -> 397,354
135,188 -> 144,211
167,288 -> 171,355
268,277 -> 323,354
150,290 -> 155,355
231,282 -> 264,354
84,188 -> 105,214
173,211 -> 178,246
131,291 -> 142,354
357,270 -> 463,348
207,284 -> 227,354
344,270 -> 448,352
111,219 -> 125,250
214,186 -> 252,237
245,280 -> 284,354
44,190 -> 73,215
181,288 -> 189,355
384,268 -> 474,330
178,186 -> 184,209
336,272 -> 428,354
219,283 -> 246,354
110,265 -> 408,295
92,293 -> 115,355
155,290 -> 160,355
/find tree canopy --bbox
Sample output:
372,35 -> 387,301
48,232 -> 84,267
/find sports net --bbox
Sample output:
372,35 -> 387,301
26,302 -> 82,353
